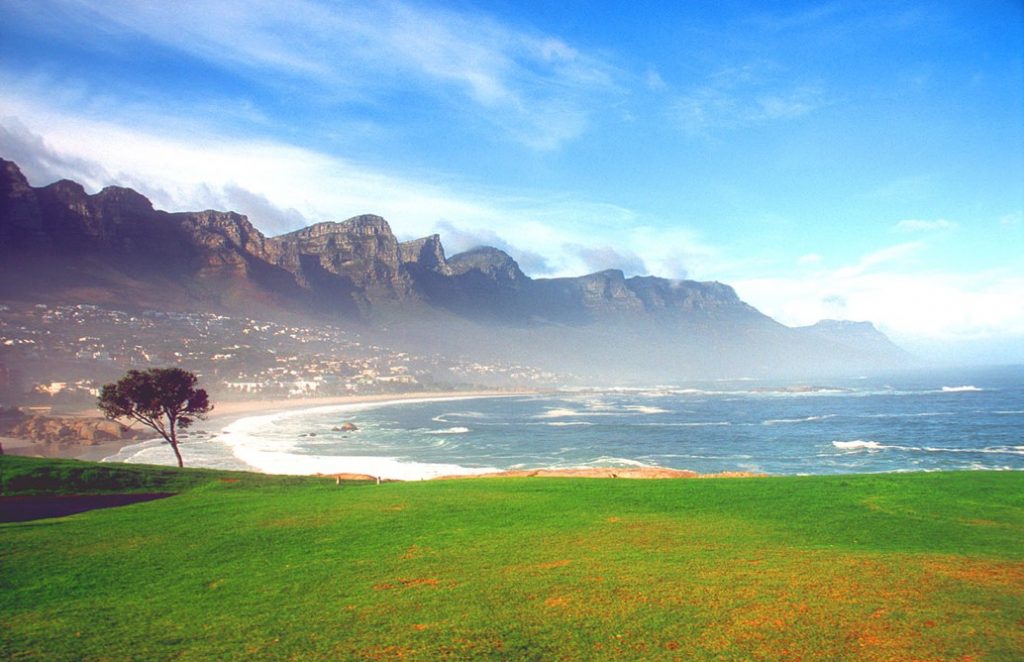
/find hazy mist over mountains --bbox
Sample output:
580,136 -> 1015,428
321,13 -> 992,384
0,157 -> 912,383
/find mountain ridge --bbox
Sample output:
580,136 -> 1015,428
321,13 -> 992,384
0,157 -> 911,379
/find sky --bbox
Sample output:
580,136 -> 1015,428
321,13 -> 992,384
1,0 -> 1022,363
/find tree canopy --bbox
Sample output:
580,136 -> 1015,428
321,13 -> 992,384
98,368 -> 212,468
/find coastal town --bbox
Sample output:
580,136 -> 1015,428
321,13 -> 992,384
0,302 -> 559,411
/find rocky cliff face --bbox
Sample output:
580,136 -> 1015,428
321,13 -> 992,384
0,159 -> 46,247
0,157 -> 762,323
447,246 -> 527,285
269,216 -> 413,307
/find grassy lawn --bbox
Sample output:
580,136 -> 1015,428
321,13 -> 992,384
1,456 -> 1022,660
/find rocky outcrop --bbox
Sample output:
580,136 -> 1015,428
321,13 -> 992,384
269,215 -> 413,307
399,234 -> 449,275
447,246 -> 526,285
1,415 -> 147,445
794,319 -> 909,358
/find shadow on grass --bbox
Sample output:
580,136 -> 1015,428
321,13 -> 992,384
0,493 -> 176,522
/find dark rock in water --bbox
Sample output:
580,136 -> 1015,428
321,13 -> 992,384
340,422 -> 358,432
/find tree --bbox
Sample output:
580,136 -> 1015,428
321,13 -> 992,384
98,368 -> 212,468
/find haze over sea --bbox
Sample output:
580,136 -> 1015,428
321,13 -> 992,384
106,366 -> 1024,480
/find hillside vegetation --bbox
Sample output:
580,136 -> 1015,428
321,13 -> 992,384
1,457 -> 1022,660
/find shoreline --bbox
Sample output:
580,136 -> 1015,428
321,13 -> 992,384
430,467 -> 765,480
4,389 -> 538,464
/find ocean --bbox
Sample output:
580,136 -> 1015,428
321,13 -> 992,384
106,365 -> 1024,479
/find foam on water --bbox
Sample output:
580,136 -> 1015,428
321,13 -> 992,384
921,446 -> 1024,455
535,407 -> 580,419
763,414 -> 836,425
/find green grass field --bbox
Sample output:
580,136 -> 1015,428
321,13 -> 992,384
1,456 -> 1022,660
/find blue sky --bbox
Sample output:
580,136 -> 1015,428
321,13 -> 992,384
1,0 -> 1022,361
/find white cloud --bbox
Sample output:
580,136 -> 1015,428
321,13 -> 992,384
893,218 -> 956,232
13,0 -> 619,151
797,253 -> 823,265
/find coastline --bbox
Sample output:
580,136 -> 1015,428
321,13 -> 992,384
9,373 -> 1016,478
4,389 -> 537,464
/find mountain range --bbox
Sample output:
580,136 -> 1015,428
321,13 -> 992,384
0,157 -> 910,381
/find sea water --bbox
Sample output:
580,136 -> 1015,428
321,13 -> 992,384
106,366 -> 1024,479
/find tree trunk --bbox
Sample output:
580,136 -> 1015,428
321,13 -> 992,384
168,419 -> 184,468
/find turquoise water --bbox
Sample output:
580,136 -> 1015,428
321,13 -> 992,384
112,366 -> 1024,479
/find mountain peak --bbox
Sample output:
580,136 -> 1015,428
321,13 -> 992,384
448,246 -> 526,284
343,214 -> 391,233
0,158 -> 31,193
94,186 -> 155,215
809,319 -> 876,331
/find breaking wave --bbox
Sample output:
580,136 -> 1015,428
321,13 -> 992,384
832,440 -> 887,451
622,405 -> 670,414
535,408 -> 581,419
763,414 -> 836,425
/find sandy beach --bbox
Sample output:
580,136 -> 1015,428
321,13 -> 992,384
3,389 -> 534,464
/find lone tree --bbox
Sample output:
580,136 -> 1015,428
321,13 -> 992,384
98,368 -> 212,468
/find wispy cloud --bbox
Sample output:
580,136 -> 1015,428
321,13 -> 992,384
1000,212 -> 1022,228
433,221 -> 552,275
835,241 -> 924,278
567,245 -> 648,276
0,116 -> 111,186
748,2 -> 849,32
14,0 -> 619,150
867,174 -> 937,201
672,60 -> 826,135
893,218 -> 957,233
